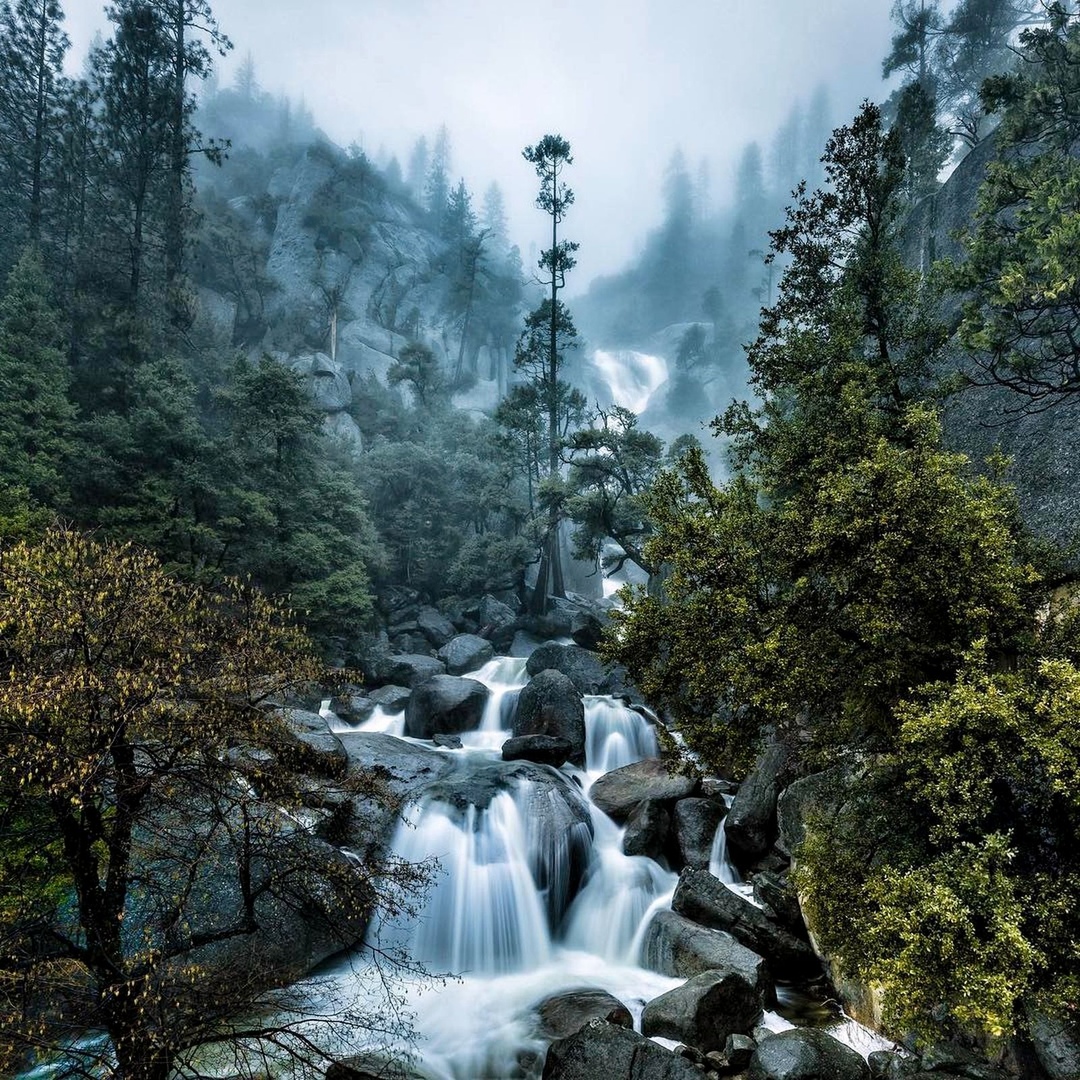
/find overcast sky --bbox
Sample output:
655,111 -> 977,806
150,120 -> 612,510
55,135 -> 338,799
63,0 -> 896,291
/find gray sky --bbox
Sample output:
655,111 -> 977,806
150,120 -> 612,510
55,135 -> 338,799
64,0 -> 896,291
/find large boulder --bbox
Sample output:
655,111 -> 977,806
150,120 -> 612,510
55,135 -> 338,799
1028,1010 -> 1080,1080
622,798 -> 671,859
672,868 -> 820,977
725,740 -> 792,861
513,669 -> 586,768
333,732 -> 455,856
404,675 -> 489,740
590,758 -> 700,823
640,910 -> 771,999
525,642 -> 636,697
776,766 -> 850,858
436,633 -> 494,675
478,593 -> 517,632
748,1028 -> 869,1080
274,708 -> 348,778
672,797 -> 726,870
377,654 -> 445,688
541,1019 -> 705,1080
641,969 -> 764,1054
416,606 -> 456,648
535,988 -> 633,1040
502,734 -> 575,768
369,684 -> 412,713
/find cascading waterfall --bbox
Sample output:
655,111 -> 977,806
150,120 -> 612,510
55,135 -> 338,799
591,349 -> 668,414
276,652 -> 890,1079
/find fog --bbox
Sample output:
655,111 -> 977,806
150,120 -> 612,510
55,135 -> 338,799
64,0 -> 895,290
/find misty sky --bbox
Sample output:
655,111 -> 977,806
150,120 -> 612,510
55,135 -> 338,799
64,0 -> 896,291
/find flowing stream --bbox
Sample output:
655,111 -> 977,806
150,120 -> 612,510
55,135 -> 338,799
286,655 -> 887,1078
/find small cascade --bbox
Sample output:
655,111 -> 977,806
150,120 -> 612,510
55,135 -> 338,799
383,787 -> 553,975
584,697 -> 658,774
563,807 -> 677,963
707,813 -> 764,908
472,655 -> 529,732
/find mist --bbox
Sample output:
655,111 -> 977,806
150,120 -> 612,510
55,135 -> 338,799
63,0 -> 895,291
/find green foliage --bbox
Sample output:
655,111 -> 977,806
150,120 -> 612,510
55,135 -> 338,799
797,646 -> 1080,1041
0,249 -> 74,517
951,7 -> 1080,410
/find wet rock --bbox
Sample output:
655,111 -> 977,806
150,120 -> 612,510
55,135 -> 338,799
776,767 -> 850,858
726,1033 -> 757,1071
726,741 -> 792,862
417,606 -> 457,648
404,675 -> 489,739
436,633 -> 494,675
513,669 -> 586,768
640,910 -> 772,1000
377,653 -> 445,688
673,868 -> 820,977
541,1019 -> 705,1080
590,758 -> 700,823
672,797 -> 726,870
369,684 -> 412,713
431,733 -> 462,749
535,988 -> 633,1040
333,732 -> 455,855
328,691 -> 375,725
1026,1010 -> 1080,1080
641,969 -> 764,1054
748,1028 -> 869,1080
622,798 -> 671,859
502,734 -> 575,768
275,708 -> 348,778
478,593 -> 517,631
867,1050 -> 905,1079
525,641 -> 635,697
752,871 -> 806,937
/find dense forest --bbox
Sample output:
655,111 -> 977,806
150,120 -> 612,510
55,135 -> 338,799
2,0 -> 1080,1078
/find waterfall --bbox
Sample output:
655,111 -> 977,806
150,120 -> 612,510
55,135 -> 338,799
591,349 -> 668,414
584,696 -> 658,775
384,788 -> 553,975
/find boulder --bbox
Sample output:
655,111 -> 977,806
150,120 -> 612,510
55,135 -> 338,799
478,593 -> 517,631
640,910 -> 771,999
641,969 -> 764,1053
726,1033 -> 757,1072
369,684 -> 411,713
541,1019 -> 704,1080
502,734 -> 575,768
416,606 -> 457,648
333,732 -> 455,856
748,1028 -> 870,1080
404,675 -> 489,740
324,410 -> 363,451
672,797 -> 726,870
276,708 -> 348,778
513,669 -> 586,768
525,642 -> 636,697
726,740 -> 792,861
377,654 -> 445,688
753,871 -> 805,937
590,758 -> 700,823
622,798 -> 671,859
535,988 -> 633,1040
776,767 -> 850,858
673,868 -> 820,976
436,633 -> 494,675
431,733 -> 462,749
328,691 -> 376,725
1028,1010 -> 1080,1080
509,629 -> 546,657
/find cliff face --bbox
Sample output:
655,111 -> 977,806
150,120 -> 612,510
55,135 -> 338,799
904,137 -> 1080,558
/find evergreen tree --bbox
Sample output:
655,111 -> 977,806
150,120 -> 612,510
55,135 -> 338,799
516,133 -> 580,613
481,180 -> 509,251
424,124 -> 451,229
0,0 -> 69,264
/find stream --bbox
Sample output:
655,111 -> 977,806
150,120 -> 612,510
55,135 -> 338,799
289,655 -> 888,1079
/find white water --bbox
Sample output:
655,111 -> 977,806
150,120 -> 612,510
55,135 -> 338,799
584,696 -> 658,775
707,813 -> 763,908
592,349 -> 668,414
